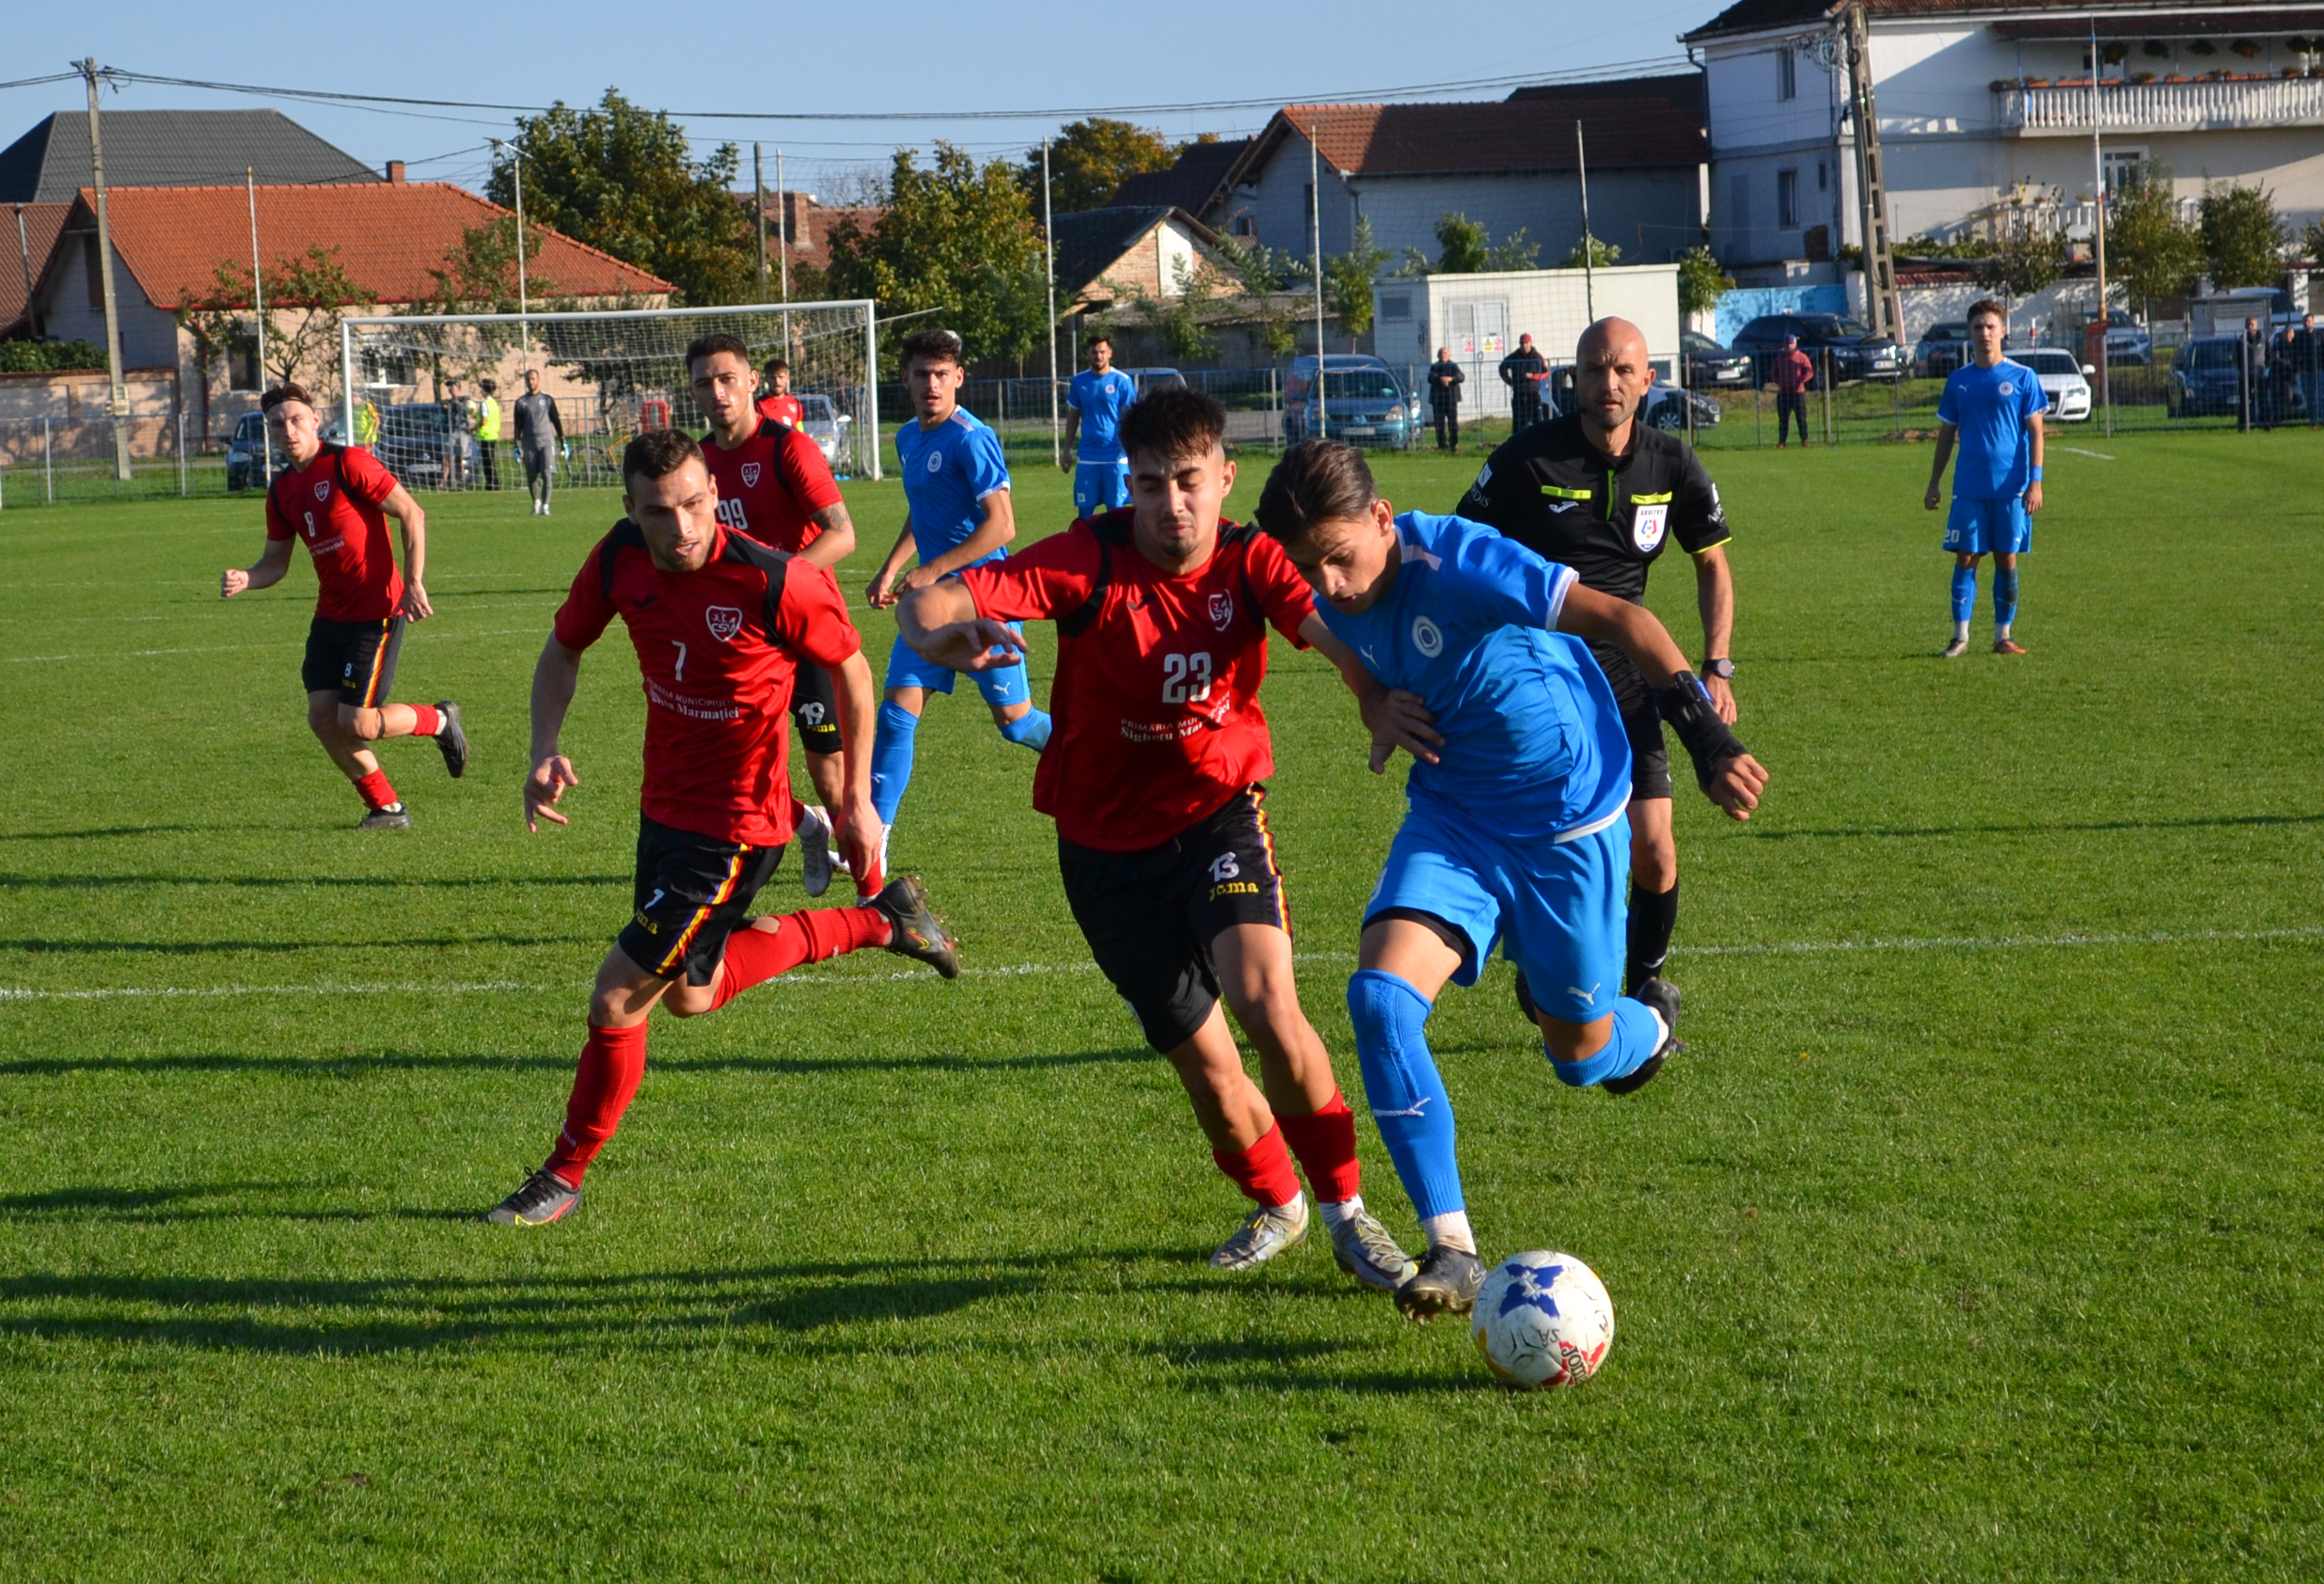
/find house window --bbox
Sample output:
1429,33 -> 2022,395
1817,161 -> 1827,192
2103,148 -> 2147,195
84,234 -> 103,309
1779,169 -> 1800,229
1778,48 -> 1797,102
1379,292 -> 1412,322
1232,214 -> 1257,238
228,328 -> 261,393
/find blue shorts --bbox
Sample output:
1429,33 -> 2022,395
1365,801 -> 1630,1024
1074,460 -> 1130,517
883,626 -> 1033,706
1944,496 -> 2032,555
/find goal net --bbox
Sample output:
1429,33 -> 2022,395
337,299 -> 880,492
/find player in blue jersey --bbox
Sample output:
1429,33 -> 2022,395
1925,298 -> 2046,657
1062,333 -> 1137,518
863,328 -> 1052,871
1254,440 -> 1769,1321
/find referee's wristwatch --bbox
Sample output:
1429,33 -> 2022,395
1703,657 -> 1736,681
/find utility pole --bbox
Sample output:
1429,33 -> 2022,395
511,144 -> 529,365
1843,8 -> 1905,342
2090,18 -> 2112,436
82,58 -> 132,482
1043,136 -> 1060,469
1309,119 -> 1326,434
776,149 -> 789,305
248,166 -> 269,477
753,142 -> 769,299
1575,120 -> 1596,322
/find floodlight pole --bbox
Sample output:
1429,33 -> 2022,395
512,144 -> 530,369
1310,119 -> 1326,433
778,149 -> 791,355
1576,120 -> 1596,323
83,58 -> 132,481
247,165 -> 270,479
1044,136 -> 1060,469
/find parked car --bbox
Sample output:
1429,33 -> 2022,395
1544,366 -> 1719,431
375,403 -> 450,487
1283,355 -> 1419,448
1914,321 -> 1973,379
2092,309 -> 2153,367
1680,330 -> 1751,388
795,391 -> 855,475
1118,367 -> 1187,395
2011,348 -> 2093,422
2165,336 -> 2247,419
1731,312 -> 1905,383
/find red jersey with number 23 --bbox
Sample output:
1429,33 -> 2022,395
264,443 -> 404,621
700,420 -> 844,554
956,511 -> 1315,850
553,522 -> 861,847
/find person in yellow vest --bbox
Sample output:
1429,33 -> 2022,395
352,395 -> 380,449
476,379 -> 503,490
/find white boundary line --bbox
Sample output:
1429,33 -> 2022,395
2053,445 -> 2115,460
3,927 -> 2316,1004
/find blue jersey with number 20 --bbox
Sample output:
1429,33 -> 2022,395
1937,358 -> 2047,500
895,407 -> 1011,568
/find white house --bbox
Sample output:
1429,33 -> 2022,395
1684,0 -> 2324,269
1375,264 -> 1684,417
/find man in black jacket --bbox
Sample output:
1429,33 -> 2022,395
1499,333 -> 1547,433
1427,347 -> 1464,451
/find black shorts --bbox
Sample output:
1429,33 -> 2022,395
303,615 -> 404,707
1590,640 -> 1673,801
1056,785 -> 1289,1053
615,816 -> 783,986
790,662 -> 842,757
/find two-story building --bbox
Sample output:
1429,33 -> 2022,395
1687,0 -> 2324,271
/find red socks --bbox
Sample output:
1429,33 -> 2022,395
1212,1123 -> 1304,1210
706,907 -> 893,1011
407,704 -> 444,737
545,1022 -> 649,1185
1274,1090 -> 1362,1205
354,769 -> 398,811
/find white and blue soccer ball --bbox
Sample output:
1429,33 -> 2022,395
1471,1250 -> 1615,1388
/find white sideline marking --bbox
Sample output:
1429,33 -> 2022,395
2054,446 -> 2115,460
3,928 -> 2317,1005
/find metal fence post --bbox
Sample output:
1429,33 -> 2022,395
43,417 -> 52,503
178,412 -> 187,497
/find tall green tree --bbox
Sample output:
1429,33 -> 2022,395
1676,246 -> 1735,318
2200,180 -> 2288,289
2109,167 -> 2205,318
1994,209 -> 2066,298
1557,234 -> 1622,269
1315,217 -> 1392,347
174,245 -> 367,396
1399,213 -> 1539,276
494,90 -> 755,306
825,144 -> 1048,368
1020,119 -> 1191,214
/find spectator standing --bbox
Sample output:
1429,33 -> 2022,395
1499,333 -> 1547,433
1426,346 -> 1464,451
513,369 -> 563,516
1772,334 -> 1816,448
2292,313 -> 2324,426
476,379 -> 502,491
2239,316 -> 2269,432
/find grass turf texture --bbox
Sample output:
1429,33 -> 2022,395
2,433 -> 2320,1581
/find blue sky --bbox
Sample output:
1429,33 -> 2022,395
11,1 -> 1728,196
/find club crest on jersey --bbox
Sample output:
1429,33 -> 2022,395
926,451 -> 943,473
313,481 -> 332,501
1632,502 -> 1669,553
1208,592 -> 1235,631
704,606 -> 745,642
1999,381 -> 2016,396
740,462 -> 762,487
1412,616 -> 1444,657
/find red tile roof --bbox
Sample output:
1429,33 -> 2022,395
1,201 -> 70,332
1243,86 -> 1706,186
71,182 -> 669,309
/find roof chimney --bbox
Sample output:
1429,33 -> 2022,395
385,161 -> 406,184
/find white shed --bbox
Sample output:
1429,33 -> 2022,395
1373,264 -> 1683,420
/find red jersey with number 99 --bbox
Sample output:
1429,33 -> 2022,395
264,443 -> 404,621
700,419 -> 844,554
955,511 -> 1315,850
553,521 -> 861,847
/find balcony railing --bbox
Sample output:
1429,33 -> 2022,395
1998,75 -> 2324,134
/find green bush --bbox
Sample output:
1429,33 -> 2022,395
0,339 -> 109,372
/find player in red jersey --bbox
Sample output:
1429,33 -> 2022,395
488,429 -> 960,1227
220,383 -> 467,829
896,388 -> 1415,1288
756,356 -> 804,428
689,334 -> 861,896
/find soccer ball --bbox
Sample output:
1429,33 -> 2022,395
1471,1251 -> 1614,1388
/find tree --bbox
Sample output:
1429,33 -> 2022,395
174,245 -> 367,397
1398,213 -> 1539,276
1210,237 -> 1304,358
1100,257 -> 1223,364
495,90 -> 755,306
2201,180 -> 2288,289
422,216 -> 565,382
1317,217 -> 1391,347
1020,119 -> 1190,214
1676,246 -> 1735,318
1994,208 -> 2066,298
2109,167 -> 2205,318
825,143 -> 1049,369
1558,234 -> 1622,269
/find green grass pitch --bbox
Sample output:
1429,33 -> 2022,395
1,431 -> 2320,1580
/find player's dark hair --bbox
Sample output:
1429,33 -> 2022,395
763,356 -> 789,377
1088,332 -> 1113,350
623,427 -> 705,491
481,378 -> 497,394
1118,387 -> 1227,465
1967,297 -> 2006,325
1254,439 -> 1377,544
260,382 -> 313,413
900,327 -> 965,368
685,332 -> 752,374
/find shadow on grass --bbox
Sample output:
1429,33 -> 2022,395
1742,812 -> 2324,842
0,825 -> 215,843
0,873 -> 627,891
0,1182 -> 476,1224
0,1045 -> 1152,1080
0,934 -> 597,956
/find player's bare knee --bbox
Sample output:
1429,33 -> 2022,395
341,705 -> 384,740
660,983 -> 717,1019
1632,836 -> 1678,892
1224,980 -> 1304,1049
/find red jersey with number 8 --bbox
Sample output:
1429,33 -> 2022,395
264,444 -> 404,621
553,521 -> 862,847
956,511 -> 1315,850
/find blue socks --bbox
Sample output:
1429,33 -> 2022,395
1992,566 -> 2019,630
868,701 -> 919,828
1347,969 -> 1463,1219
1951,564 -> 1978,624
997,707 -> 1052,752
1545,994 -> 1662,1088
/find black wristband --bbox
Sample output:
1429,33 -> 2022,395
1653,670 -> 1748,789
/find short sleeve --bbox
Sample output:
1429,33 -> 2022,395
776,429 -> 845,516
1065,376 -> 1083,414
966,427 -> 1011,499
1447,522 -> 1576,632
339,446 -> 400,506
1936,374 -> 1960,427
551,539 -> 619,653
265,485 -> 293,542
2024,378 -> 2049,421
957,525 -> 1098,624
772,562 -> 862,670
1242,532 -> 1318,645
1672,450 -> 1731,554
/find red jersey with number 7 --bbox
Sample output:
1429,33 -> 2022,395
264,443 -> 404,621
700,419 -> 844,554
955,511 -> 1315,850
553,521 -> 862,847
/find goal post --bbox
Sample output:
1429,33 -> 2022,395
337,298 -> 882,491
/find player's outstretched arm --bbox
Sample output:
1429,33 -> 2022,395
525,637 -> 584,832
1557,585 -> 1767,820
866,517 -> 917,609
1925,422 -> 1958,510
897,580 -> 1027,674
1301,612 -> 1442,773
222,535 -> 294,598
385,484 -> 432,619
799,502 -> 857,571
904,489 -> 1016,592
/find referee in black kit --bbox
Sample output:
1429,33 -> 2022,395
1457,316 -> 1738,1017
